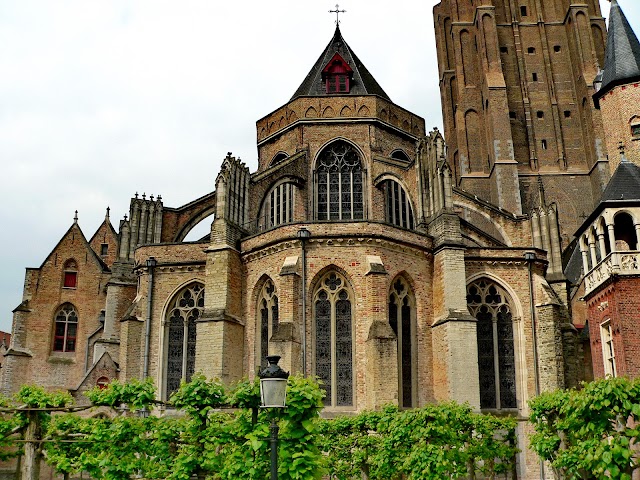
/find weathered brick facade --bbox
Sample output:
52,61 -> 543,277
7,3 -> 640,477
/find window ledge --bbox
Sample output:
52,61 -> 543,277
48,353 -> 77,364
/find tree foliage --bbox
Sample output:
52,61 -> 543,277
529,377 -> 640,479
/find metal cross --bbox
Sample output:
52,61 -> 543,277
618,141 -> 626,157
329,4 -> 346,25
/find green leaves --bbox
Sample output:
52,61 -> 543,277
529,377 -> 640,478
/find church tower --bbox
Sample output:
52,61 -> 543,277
433,0 -> 609,241
593,0 -> 640,170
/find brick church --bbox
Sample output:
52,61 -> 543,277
3,0 -> 640,477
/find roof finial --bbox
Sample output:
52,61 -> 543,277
329,4 -> 346,26
73,210 -> 78,224
106,206 -> 110,219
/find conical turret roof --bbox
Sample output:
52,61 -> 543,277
291,26 -> 390,101
596,0 -> 640,97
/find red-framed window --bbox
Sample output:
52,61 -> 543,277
53,303 -> 78,352
63,259 -> 78,289
322,53 -> 352,94
96,377 -> 110,389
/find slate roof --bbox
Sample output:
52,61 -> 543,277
595,0 -> 640,98
601,157 -> 640,201
291,26 -> 390,101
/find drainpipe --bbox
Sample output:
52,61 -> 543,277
143,257 -> 157,379
525,251 -> 544,480
297,228 -> 311,377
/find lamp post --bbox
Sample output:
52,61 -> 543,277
296,227 -> 311,377
259,355 -> 290,480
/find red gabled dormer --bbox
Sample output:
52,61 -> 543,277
322,53 -> 353,94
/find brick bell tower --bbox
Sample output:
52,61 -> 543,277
593,0 -> 640,171
433,0 -> 609,242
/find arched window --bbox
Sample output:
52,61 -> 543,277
63,259 -> 78,289
466,279 -> 517,410
260,182 -> 296,231
614,212 -> 637,251
390,150 -> 411,162
257,279 -> 279,368
381,179 -> 414,229
316,141 -> 364,221
165,282 -> 204,399
389,277 -> 416,408
270,152 -> 289,166
314,271 -> 354,407
53,303 -> 78,352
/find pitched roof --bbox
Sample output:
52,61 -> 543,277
597,0 -> 640,97
290,26 -> 390,101
601,157 -> 640,201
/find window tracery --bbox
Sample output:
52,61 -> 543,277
316,141 -> 364,221
165,282 -> 204,399
466,279 -> 517,410
53,303 -> 78,352
257,279 -> 279,368
314,271 -> 354,407
389,277 -> 416,408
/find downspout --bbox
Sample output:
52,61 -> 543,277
297,228 -> 311,377
143,257 -> 157,379
525,252 -> 544,480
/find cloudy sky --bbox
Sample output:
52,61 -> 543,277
0,1 -> 637,333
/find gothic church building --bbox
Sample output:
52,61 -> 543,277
5,1 -> 640,478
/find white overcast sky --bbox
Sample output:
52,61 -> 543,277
0,1 -> 637,333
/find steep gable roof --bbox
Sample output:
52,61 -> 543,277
596,0 -> 640,98
39,220 -> 109,272
291,26 -> 390,101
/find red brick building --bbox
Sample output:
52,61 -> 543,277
4,2 -> 640,478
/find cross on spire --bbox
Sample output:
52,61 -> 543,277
329,4 -> 346,25
618,141 -> 626,157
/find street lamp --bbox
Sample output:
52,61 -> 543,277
259,355 -> 289,480
296,228 -> 311,376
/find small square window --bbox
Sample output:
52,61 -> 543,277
63,272 -> 77,289
509,111 -> 517,119
100,243 -> 108,256
532,72 -> 538,82
520,5 -> 528,16
541,139 -> 548,150
564,110 -> 571,118
500,46 -> 508,54
537,111 -> 544,119
632,124 -> 640,137
527,47 -> 536,54
554,45 -> 561,53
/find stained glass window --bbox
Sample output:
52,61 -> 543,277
316,142 -> 364,221
467,279 -> 517,410
257,279 -> 279,368
53,303 -> 78,352
165,283 -> 204,399
314,271 -> 354,407
389,278 -> 415,408
382,180 -> 414,229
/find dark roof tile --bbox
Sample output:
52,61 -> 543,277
291,26 -> 390,101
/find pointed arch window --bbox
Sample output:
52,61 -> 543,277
467,279 -> 517,410
53,303 -> 78,352
389,277 -> 416,408
381,179 -> 414,229
259,182 -> 296,231
165,283 -> 204,399
314,271 -> 354,407
316,141 -> 364,221
257,279 -> 279,368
